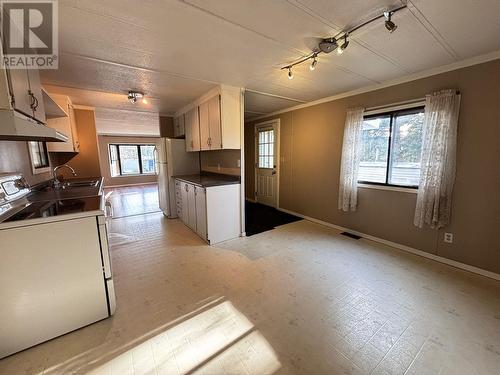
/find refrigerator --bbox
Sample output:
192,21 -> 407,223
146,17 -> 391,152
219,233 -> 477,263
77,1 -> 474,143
156,138 -> 199,218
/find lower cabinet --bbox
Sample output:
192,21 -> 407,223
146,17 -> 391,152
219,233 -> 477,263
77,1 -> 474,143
176,179 -> 240,244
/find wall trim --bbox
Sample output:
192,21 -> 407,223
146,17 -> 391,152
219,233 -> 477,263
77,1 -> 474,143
104,181 -> 157,188
251,49 -> 500,121
277,207 -> 500,282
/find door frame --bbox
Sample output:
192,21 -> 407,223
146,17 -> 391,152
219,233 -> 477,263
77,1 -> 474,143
254,119 -> 280,208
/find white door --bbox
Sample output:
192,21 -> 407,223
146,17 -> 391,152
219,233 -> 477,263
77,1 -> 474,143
195,186 -> 207,240
255,121 -> 279,207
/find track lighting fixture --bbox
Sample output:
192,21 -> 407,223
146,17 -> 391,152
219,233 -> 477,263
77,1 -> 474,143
384,11 -> 397,33
337,34 -> 349,55
280,5 -> 405,79
310,54 -> 318,71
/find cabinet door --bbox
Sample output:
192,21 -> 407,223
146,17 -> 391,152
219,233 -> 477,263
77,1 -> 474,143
195,186 -> 207,241
180,182 -> 189,225
27,69 -> 46,123
185,107 -> 200,152
199,101 -> 210,151
187,183 -> 197,230
173,116 -> 179,137
179,114 -> 185,137
68,104 -> 79,152
208,95 -> 222,149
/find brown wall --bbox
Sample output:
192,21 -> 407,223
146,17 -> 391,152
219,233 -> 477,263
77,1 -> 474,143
0,141 -> 52,185
159,116 -> 174,138
51,109 -> 102,179
245,59 -> 500,274
201,149 -> 241,176
98,135 -> 159,187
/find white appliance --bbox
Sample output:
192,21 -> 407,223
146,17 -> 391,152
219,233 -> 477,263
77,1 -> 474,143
156,138 -> 199,218
0,173 -> 115,359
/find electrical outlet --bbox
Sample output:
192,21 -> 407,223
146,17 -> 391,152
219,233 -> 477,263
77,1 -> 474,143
444,233 -> 453,243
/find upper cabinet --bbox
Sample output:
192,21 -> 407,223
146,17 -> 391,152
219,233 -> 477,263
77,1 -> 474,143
45,93 -> 80,153
177,85 -> 242,152
173,114 -> 185,138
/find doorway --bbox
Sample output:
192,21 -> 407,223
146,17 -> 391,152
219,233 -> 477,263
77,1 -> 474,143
254,119 -> 279,208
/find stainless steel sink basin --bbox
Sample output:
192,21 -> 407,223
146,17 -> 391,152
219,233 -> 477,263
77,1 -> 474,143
63,180 -> 99,188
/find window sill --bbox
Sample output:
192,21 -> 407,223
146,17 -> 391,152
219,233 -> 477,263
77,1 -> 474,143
358,183 -> 417,194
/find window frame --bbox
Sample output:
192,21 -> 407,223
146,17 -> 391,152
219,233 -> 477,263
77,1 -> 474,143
358,106 -> 425,189
27,141 -> 51,174
108,143 -> 156,177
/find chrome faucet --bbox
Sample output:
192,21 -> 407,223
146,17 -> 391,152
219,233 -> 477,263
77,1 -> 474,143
53,165 -> 77,188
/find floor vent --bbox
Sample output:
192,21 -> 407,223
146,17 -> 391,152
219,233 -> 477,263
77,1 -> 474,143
341,232 -> 362,240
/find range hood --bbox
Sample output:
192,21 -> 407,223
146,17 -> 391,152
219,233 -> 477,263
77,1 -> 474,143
0,110 -> 68,142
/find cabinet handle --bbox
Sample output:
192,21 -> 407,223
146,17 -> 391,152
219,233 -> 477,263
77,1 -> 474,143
185,184 -> 188,192
190,140 -> 194,148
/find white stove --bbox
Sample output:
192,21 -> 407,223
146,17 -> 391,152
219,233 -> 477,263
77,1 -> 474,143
0,173 -> 116,359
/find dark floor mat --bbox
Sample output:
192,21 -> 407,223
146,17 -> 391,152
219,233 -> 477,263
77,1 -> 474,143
245,201 -> 301,236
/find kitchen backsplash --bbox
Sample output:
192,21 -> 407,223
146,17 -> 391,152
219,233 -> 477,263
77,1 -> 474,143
200,149 -> 241,176
0,141 -> 52,186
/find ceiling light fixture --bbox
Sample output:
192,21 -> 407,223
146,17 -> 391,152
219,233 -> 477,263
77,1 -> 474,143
310,54 -> 318,70
280,5 -> 406,78
384,11 -> 397,33
337,34 -> 349,55
128,91 -> 144,104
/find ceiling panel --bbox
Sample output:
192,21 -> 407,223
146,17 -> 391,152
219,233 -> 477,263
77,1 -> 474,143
410,0 -> 500,59
289,0 -> 404,29
245,91 -> 303,115
94,108 -> 160,136
354,8 -> 456,72
35,0 -> 500,121
41,55 -> 216,114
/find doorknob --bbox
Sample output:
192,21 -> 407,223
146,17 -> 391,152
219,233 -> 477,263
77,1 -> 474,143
272,170 -> 276,175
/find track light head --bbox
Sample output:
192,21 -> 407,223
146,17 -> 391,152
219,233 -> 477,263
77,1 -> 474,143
384,11 -> 397,33
288,67 -> 293,80
337,35 -> 349,55
319,37 -> 338,54
310,55 -> 318,71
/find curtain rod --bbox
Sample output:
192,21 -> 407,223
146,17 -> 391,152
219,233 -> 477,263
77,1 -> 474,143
365,90 -> 461,112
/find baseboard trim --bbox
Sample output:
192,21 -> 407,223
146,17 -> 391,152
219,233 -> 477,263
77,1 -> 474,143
245,198 -> 257,203
104,182 -> 158,188
277,207 -> 500,282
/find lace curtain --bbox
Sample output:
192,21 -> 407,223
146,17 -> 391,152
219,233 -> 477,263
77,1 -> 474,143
414,89 -> 461,228
338,107 -> 365,212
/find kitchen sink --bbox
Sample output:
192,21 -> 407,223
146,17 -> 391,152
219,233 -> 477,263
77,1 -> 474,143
63,180 -> 100,188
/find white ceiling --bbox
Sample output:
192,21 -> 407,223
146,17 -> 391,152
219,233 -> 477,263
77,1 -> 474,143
40,0 -> 500,124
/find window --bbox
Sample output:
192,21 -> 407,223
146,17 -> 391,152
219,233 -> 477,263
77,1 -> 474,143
108,144 -> 156,177
257,128 -> 274,168
28,141 -> 50,174
358,107 -> 424,188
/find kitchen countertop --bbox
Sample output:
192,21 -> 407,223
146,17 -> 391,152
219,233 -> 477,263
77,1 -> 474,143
174,173 -> 240,187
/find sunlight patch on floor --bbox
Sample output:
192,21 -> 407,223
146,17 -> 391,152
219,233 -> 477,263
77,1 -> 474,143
85,301 -> 280,375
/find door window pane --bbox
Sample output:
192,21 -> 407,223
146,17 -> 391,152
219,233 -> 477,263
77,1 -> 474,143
258,129 -> 274,169
389,111 -> 424,186
118,145 -> 140,175
358,116 -> 391,183
140,145 -> 156,174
